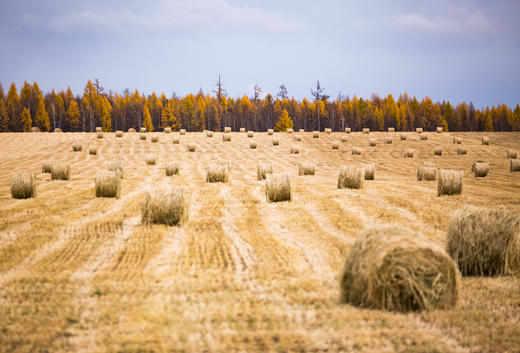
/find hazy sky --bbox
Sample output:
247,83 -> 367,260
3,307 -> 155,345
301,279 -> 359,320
1,0 -> 519,107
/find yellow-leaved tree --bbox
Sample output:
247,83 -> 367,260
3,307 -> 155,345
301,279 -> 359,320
21,107 -> 32,132
34,94 -> 50,131
274,109 -> 293,132
161,100 -> 180,130
143,104 -> 153,132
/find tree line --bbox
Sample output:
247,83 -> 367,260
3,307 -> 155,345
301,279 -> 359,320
0,79 -> 519,133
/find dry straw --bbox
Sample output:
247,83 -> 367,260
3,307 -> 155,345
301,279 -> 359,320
223,133 -> 231,142
140,127 -> 146,133
249,141 -> 257,149
446,207 -> 520,276
453,137 -> 462,144
341,225 -> 460,312
224,127 -> 232,133
31,127 -> 40,133
294,134 -> 302,141
128,128 -> 136,133
89,147 -> 98,155
472,161 -> 489,177
369,138 -> 377,146
240,127 -> 246,133
141,187 -> 188,226
436,127 -> 443,133
140,133 -> 147,140
11,173 -> 37,199
363,128 -> 370,134
72,142 -> 82,151
180,129 -> 186,135
417,166 -> 436,181
97,132 -> 104,139
165,162 -> 180,176
206,164 -> 229,183
257,162 -> 273,180
108,160 -> 124,179
416,127 -> 423,133
457,147 -> 467,155
438,169 -> 463,196
267,129 -> 274,135
146,154 -> 157,165
507,150 -> 517,159
172,137 -> 180,144
510,159 -> 520,172
290,145 -> 300,154
115,130 -> 123,137
481,136 -> 489,145
42,161 -> 53,173
151,135 -> 159,143
403,149 -> 414,158
420,135 -> 428,140
206,131 -> 213,137
352,146 -> 362,155
266,173 -> 291,202
164,127 -> 171,133
341,135 -> 348,143
388,127 -> 395,132
361,163 -> 375,180
51,163 -> 71,180
332,141 -> 340,149
345,127 -> 351,133
385,136 -> 392,144
325,128 -> 332,134
298,162 -> 316,176
272,137 -> 280,145
400,133 -> 407,140
338,166 -> 364,189
247,131 -> 254,137
313,131 -> 320,138
434,146 -> 443,156
187,143 -> 196,152
96,127 -> 102,133
95,171 -> 121,198
422,162 -> 436,168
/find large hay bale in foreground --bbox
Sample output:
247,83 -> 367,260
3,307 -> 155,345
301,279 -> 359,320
472,161 -> 489,177
95,172 -> 121,198
338,167 -> 364,189
325,128 -> 332,134
72,142 -> 82,151
151,135 -> 159,143
457,147 -> 467,155
180,129 -> 186,135
417,166 -> 436,181
140,133 -> 147,140
266,173 -> 291,202
447,207 -> 520,276
42,161 -> 53,173
11,173 -> 37,199
438,169 -> 463,196
96,127 -> 102,133
249,141 -> 257,149
298,162 -> 316,176
108,161 -> 124,179
115,130 -> 123,137
206,164 -> 229,183
272,137 -> 279,145
247,131 -> 254,138
164,127 -> 171,133
146,154 -> 157,165
187,143 -> 196,152
368,138 -> 377,146
257,162 -> 273,180
507,150 -> 517,159
223,133 -> 231,142
416,128 -> 423,133
224,127 -> 232,133
420,135 -> 428,140
165,162 -> 179,176
361,163 -> 375,180
511,159 -> 520,172
352,146 -> 362,155
267,129 -> 274,135
436,127 -> 443,133
385,136 -> 392,144
51,163 -> 71,180
403,149 -> 414,158
89,147 -> 98,155
313,131 -> 319,138
341,225 -> 460,312
141,187 -> 188,226
434,146 -> 443,156
481,136 -> 489,145
388,127 -> 395,132
400,133 -> 407,140
345,127 -> 351,133
290,145 -> 300,154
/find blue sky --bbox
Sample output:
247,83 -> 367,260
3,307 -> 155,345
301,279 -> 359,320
1,0 -> 519,107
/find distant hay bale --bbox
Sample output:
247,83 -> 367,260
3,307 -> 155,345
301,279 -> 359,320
287,128 -> 294,133
457,147 -> 467,155
42,161 -> 53,173
180,129 -> 186,135
472,161 -> 489,177
400,134 -> 407,140
362,128 -> 370,134
267,129 -> 274,135
141,187 -> 188,226
247,131 -> 254,137
224,127 -> 232,133
266,173 -> 291,202
249,141 -> 257,149
453,137 -> 462,144
341,135 -> 348,143
89,147 -> 98,155
165,162 -> 179,176
325,128 -> 332,134
115,130 -> 123,137
388,127 -> 395,132
345,127 -> 351,133
146,154 -> 157,165
31,127 -> 40,133
341,225 -> 460,312
352,146 -> 362,155
272,137 -> 279,146
368,138 -> 377,146
140,133 -> 147,140
97,132 -> 103,139
361,163 -> 375,180
290,145 -> 300,154
51,163 -> 71,180
10,173 -> 37,199
108,160 -> 124,179
385,136 -> 392,144
332,141 -> 340,149
416,128 -> 423,133
438,169 -> 463,196
434,146 -> 443,156
447,207 -> 520,276
257,162 -> 273,180
240,128 -> 246,133
298,162 -> 316,176
403,149 -> 414,158
507,150 -> 517,159
54,128 -> 62,133
206,131 -> 213,137
294,134 -> 302,142
206,164 -> 229,183
299,129 -> 304,133
172,137 -> 180,144
481,136 -> 489,145
96,127 -> 102,133
223,133 -> 231,142
164,127 -> 171,133
72,142 -> 82,151
313,131 -> 320,138
417,166 -> 437,181
187,143 -> 196,152
128,128 -> 136,133
420,135 -> 428,140
140,127 -> 146,133
95,172 -> 121,199
511,160 -> 520,172
151,135 -> 159,143
436,127 -> 443,133
338,167 -> 364,189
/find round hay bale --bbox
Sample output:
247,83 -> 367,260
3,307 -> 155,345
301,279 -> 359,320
266,173 -> 291,202
299,129 -> 305,133
115,130 -> 123,137
481,136 -> 489,145
368,138 -> 377,146
345,127 -> 351,133
240,127 -> 246,133
257,162 -> 273,180
352,146 -> 362,155
164,127 -> 171,133
51,163 -> 71,180
436,127 -> 443,133
438,169 -> 463,196
108,160 -> 124,179
510,159 -> 520,172
457,147 -> 467,155
187,143 -> 196,152
72,142 -> 83,152
362,128 -> 370,134
42,161 -> 53,173
313,131 -> 320,138
165,162 -> 179,176
287,128 -> 294,133
472,161 -> 489,177
11,173 -> 37,199
128,128 -> 136,133
224,127 -> 232,133
341,135 -> 348,143
400,134 -> 407,140
388,127 -> 395,133
97,132 -> 103,139
403,149 -> 414,158
223,133 -> 231,142
290,145 -> 300,154
385,136 -> 392,144
141,187 -> 188,226
447,207 -> 520,276
267,129 -> 274,135
325,128 -> 332,134
361,163 -> 375,180
247,131 -> 254,138
172,137 -> 180,144
180,129 -> 186,135
341,225 -> 460,312
294,134 -> 302,142
54,128 -> 62,133
332,141 -> 340,149
140,127 -> 147,133
507,150 -> 517,159
249,141 -> 257,149
271,137 -> 280,146
420,135 -> 428,140
206,164 -> 229,183
140,133 -> 147,140
95,171 -> 121,198
206,131 -> 213,137
146,154 -> 157,165
298,162 -> 316,176
416,127 -> 423,133
89,147 -> 98,155
96,127 -> 102,133
338,166 -> 364,189
434,146 -> 443,156
31,127 -> 40,133
151,135 -> 159,143
417,166 -> 436,181
453,137 -> 462,144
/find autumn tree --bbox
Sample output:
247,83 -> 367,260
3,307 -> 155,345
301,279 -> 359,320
161,100 -> 180,130
21,107 -> 32,132
0,84 -> 8,132
66,99 -> 80,131
143,104 -> 153,132
7,83 -> 20,131
34,94 -> 50,131
274,109 -> 293,132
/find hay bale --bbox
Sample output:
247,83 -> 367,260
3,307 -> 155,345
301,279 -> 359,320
72,142 -> 82,151
400,134 -> 407,140
272,137 -> 279,146
146,154 -> 157,165
416,128 -> 423,133
31,127 -> 40,133
453,137 -> 462,144
325,128 -> 332,134
108,160 -> 124,179
290,145 -> 300,154
388,127 -> 395,132
447,207 -> 520,276
294,134 -> 302,142
249,141 -> 257,149
436,127 -> 443,133
187,143 -> 196,152
140,127 -> 146,133
457,147 -> 467,155
472,161 -> 489,177
206,164 -> 229,183
332,141 -> 340,149
341,135 -> 348,143
224,127 -> 232,133
140,133 -> 147,140
438,169 -> 463,196
338,167 -> 364,189
180,129 -> 186,135
164,127 -> 171,133
298,162 -> 316,176
95,171 -> 121,198
267,129 -> 274,135
51,163 -> 71,180
128,128 -> 136,133
172,137 -> 180,144
54,128 -> 62,133
403,149 -> 414,158
222,133 -> 231,142
141,187 -> 188,226
240,128 -> 246,133
420,135 -> 428,140
257,162 -> 273,180
96,127 -> 102,133
10,173 -> 37,199
247,131 -> 254,138
361,163 -> 375,180
507,150 -> 517,159
510,159 -> 520,172
287,128 -> 294,133
299,129 -> 305,133
165,162 -> 179,176
368,138 -> 377,146
481,136 -> 489,145
417,166 -> 436,181
266,173 -> 291,202
89,147 -> 98,155
206,131 -> 213,137
151,135 -> 159,143
434,146 -> 443,156
352,146 -> 362,155
313,131 -> 319,138
362,128 -> 370,134
115,130 -> 123,137
385,136 -> 392,144
97,132 -> 103,139
341,225 -> 460,312
42,161 -> 53,173
345,127 -> 351,133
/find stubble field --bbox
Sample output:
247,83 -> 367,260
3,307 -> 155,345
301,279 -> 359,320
0,130 -> 519,353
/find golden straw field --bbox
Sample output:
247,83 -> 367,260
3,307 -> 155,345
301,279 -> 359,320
1,130 -> 519,353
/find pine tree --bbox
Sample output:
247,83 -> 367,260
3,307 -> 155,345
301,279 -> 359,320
34,94 -> 50,131
66,99 -> 80,131
161,100 -> 180,130
143,104 -> 153,132
274,109 -> 293,132
98,96 -> 112,132
21,107 -> 32,132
